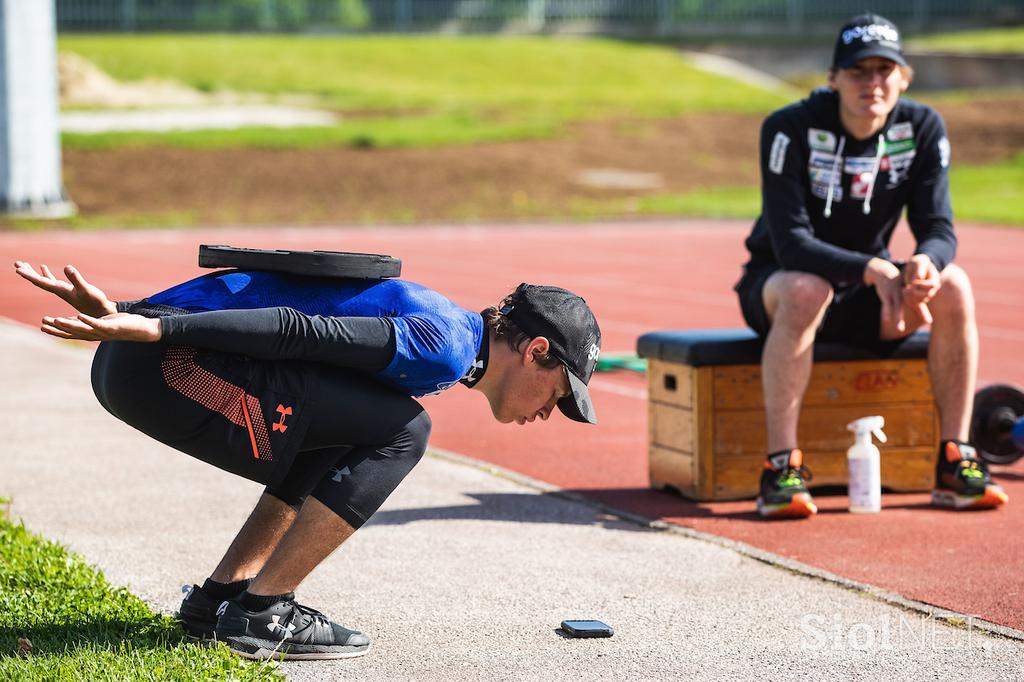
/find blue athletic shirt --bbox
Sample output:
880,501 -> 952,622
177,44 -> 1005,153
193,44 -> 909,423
146,270 -> 483,397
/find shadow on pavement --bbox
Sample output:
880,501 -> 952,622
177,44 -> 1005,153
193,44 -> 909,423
569,487 -> 763,521
366,492 -> 658,532
991,469 -> 1024,481
369,488 -> 772,526
365,479 -> 1015,530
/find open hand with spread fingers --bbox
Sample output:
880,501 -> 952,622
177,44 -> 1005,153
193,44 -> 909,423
41,312 -> 162,343
14,261 -> 118,318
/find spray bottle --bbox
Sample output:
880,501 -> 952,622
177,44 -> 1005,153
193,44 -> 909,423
846,416 -> 886,513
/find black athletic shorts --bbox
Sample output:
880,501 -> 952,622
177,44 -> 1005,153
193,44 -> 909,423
90,304 -> 430,528
735,264 -> 907,355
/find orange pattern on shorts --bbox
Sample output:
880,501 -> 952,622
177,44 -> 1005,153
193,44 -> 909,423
161,346 -> 273,461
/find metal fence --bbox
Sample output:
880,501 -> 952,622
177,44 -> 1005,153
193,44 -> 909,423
56,0 -> 1024,36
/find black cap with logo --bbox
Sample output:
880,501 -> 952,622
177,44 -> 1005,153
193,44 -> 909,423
832,13 -> 907,70
501,283 -> 602,424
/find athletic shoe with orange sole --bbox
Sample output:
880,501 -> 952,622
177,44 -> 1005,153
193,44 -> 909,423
757,448 -> 818,519
931,440 -> 1008,510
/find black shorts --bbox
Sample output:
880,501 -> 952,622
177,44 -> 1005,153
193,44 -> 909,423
735,265 -> 905,354
90,305 -> 430,528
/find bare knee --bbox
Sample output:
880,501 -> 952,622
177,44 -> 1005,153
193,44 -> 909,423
765,272 -> 833,328
929,264 -> 974,320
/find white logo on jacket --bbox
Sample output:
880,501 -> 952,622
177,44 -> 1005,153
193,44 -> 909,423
808,150 -> 841,201
887,122 -> 913,141
881,150 -> 916,188
769,132 -> 790,175
844,157 -> 878,175
850,172 -> 874,199
808,128 -> 836,152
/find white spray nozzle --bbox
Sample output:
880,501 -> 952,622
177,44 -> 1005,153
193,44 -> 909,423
847,415 -> 887,443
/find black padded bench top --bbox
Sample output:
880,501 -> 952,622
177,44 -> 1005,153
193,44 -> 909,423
636,328 -> 930,367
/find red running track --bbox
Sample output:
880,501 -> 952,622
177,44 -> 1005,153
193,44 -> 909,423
2,221 -> 1022,630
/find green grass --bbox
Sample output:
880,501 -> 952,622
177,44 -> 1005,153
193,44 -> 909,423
950,152 -> 1024,225
562,159 -> 1024,225
626,156 -> 1024,225
566,185 -> 760,221
916,86 -> 1024,105
58,34 -> 790,149
907,27 -> 1024,54
0,504 -> 280,681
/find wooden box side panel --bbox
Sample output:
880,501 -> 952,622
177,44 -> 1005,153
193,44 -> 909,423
715,404 -> 938,456
651,402 -> 694,454
647,359 -> 693,408
649,445 -> 696,495
714,359 -> 933,410
693,366 -> 716,500
648,362 -> 698,497
647,357 -> 937,501
647,368 -> 718,502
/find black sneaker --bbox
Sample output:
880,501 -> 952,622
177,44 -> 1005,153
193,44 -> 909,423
177,583 -> 235,641
931,440 -> 1008,510
215,595 -> 371,661
756,448 -> 817,519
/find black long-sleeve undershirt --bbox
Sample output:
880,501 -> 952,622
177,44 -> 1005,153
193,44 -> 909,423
159,306 -> 396,371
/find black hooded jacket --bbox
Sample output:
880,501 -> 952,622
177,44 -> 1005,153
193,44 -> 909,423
741,87 -> 956,288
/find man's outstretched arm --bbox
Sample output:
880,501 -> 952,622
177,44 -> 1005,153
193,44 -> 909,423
160,307 -> 395,370
40,306 -> 396,372
14,261 -> 118,317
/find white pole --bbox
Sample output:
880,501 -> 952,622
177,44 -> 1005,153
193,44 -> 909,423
527,0 -> 546,33
0,0 -> 74,218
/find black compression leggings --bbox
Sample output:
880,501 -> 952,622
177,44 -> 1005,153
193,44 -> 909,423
264,363 -> 432,528
92,337 -> 430,530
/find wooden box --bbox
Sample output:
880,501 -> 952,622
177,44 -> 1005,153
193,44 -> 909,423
637,329 -> 938,501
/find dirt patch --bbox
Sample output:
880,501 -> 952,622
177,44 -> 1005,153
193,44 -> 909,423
928,97 -> 1024,165
54,98 -> 1024,226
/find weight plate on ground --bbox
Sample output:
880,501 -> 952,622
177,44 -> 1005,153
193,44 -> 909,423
970,384 -> 1024,465
199,245 -> 401,279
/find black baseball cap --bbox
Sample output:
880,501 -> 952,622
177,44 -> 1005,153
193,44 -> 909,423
832,13 -> 907,70
502,283 -> 602,424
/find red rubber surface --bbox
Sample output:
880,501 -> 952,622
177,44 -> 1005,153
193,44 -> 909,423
3,221 -> 1022,630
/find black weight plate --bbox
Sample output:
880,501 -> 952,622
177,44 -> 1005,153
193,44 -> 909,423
199,245 -> 401,279
970,384 -> 1024,465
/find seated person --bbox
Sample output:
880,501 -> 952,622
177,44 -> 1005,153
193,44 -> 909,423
733,13 -> 1007,519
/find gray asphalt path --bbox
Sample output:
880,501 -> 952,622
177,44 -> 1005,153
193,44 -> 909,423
2,318 -> 1023,681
